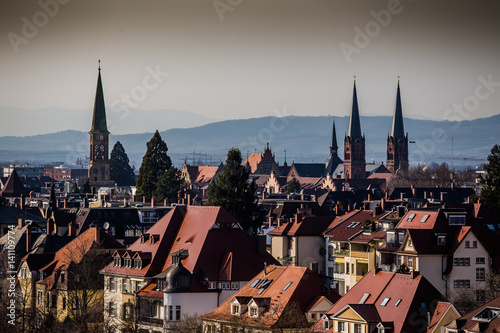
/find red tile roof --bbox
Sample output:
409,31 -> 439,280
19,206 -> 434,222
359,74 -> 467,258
324,210 -> 387,241
268,216 -> 334,237
310,269 -> 448,333
243,153 -> 262,173
445,295 -> 500,333
202,265 -> 340,328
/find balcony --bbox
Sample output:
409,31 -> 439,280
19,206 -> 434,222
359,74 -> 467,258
333,272 -> 347,280
351,251 -> 368,259
139,316 -> 163,327
332,249 -> 350,256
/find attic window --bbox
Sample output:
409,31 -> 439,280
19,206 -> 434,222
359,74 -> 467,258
359,293 -> 370,304
282,282 -> 292,292
114,257 -> 121,267
134,259 -> 142,270
394,299 -> 402,307
232,304 -> 240,315
249,306 -> 258,318
380,297 -> 390,306
407,213 -> 416,222
420,215 -> 430,223
437,235 -> 446,246
124,258 -> 132,268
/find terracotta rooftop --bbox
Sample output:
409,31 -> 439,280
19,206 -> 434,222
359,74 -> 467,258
445,295 -> 500,333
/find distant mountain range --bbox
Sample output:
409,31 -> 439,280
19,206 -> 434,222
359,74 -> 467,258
1,115 -> 499,169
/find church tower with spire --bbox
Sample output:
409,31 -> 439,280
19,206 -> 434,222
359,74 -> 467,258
324,116 -> 343,175
88,61 -> 112,186
386,79 -> 409,173
343,79 -> 366,180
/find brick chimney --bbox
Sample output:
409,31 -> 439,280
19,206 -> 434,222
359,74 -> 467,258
151,197 -> 156,207
142,196 -> 146,204
380,198 -> 386,211
411,185 -> 416,198
18,218 -> 24,229
262,191 -> 267,200
20,194 -> 25,210
94,226 -> 101,244
164,199 -> 168,206
63,197 -> 68,209
294,213 -> 303,225
26,223 -> 32,253
56,199 -> 61,208
68,222 -> 77,237
47,219 -> 54,235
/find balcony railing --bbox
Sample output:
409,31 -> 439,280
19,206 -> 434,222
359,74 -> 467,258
350,251 -> 368,259
139,316 -> 163,326
332,249 -> 350,256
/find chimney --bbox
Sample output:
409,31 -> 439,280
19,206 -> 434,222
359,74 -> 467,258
335,204 -> 341,216
63,197 -> 68,209
18,218 -> 24,229
151,197 -> 156,207
187,194 -> 191,206
68,222 -> 77,237
400,192 -> 405,201
397,205 -> 405,218
380,198 -> 386,211
20,194 -> 25,210
410,270 -> 419,280
47,219 -> 54,235
142,196 -> 146,204
262,191 -> 267,200
309,262 -> 319,274
440,192 -> 448,203
372,267 -> 381,276
385,191 -> 389,200
367,193 -> 372,201
411,185 -> 416,199
257,234 -> 266,256
164,199 -> 168,206
26,223 -> 32,253
424,191 -> 428,200
101,198 -> 105,207
94,226 -> 101,244
56,199 -> 61,208
301,194 -> 305,201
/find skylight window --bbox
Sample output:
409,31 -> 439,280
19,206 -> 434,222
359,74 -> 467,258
250,279 -> 261,288
487,224 -> 495,230
380,297 -> 390,306
359,293 -> 370,304
420,215 -> 430,223
258,289 -> 264,295
394,299 -> 402,307
407,214 -> 416,222
282,282 -> 292,292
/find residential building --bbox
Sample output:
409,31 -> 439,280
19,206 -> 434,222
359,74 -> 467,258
100,205 -> 279,332
268,214 -> 333,273
310,269 -> 460,333
35,226 -> 123,323
202,265 -> 340,333
324,208 -> 388,295
444,295 -> 500,333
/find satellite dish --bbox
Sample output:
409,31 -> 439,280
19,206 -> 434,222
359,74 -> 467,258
103,222 -> 110,230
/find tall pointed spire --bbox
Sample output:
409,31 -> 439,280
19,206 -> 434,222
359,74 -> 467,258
330,116 -> 338,155
348,78 -> 362,139
91,60 -> 108,133
391,78 -> 405,140
49,181 -> 57,210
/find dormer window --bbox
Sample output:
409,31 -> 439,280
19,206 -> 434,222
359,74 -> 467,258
322,315 -> 330,330
449,215 -> 466,226
437,235 -> 446,246
232,304 -> 240,315
124,258 -> 132,268
249,306 -> 258,318
114,257 -> 121,267
134,259 -> 142,270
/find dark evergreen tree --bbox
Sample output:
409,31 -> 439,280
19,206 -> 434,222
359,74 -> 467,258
109,141 -> 136,186
136,130 -> 172,200
207,148 -> 262,235
286,177 -> 301,194
81,179 -> 91,194
478,144 -> 500,211
154,167 -> 182,204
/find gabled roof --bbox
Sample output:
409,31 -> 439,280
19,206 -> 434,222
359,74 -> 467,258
243,153 -> 262,173
290,163 -> 326,178
323,209 -> 387,241
333,304 -> 381,323
202,265 -> 340,328
268,216 -> 333,237
311,270 -> 449,333
0,169 -> 30,197
445,295 -> 500,333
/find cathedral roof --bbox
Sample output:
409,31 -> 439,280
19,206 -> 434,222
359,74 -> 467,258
348,79 -> 362,139
391,80 -> 405,140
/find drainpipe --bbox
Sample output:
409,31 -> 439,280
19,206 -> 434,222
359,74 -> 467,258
441,254 -> 448,299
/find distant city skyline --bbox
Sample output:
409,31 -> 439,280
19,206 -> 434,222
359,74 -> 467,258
1,0 -> 500,136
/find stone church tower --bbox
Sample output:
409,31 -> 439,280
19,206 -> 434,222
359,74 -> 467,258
343,79 -> 366,180
88,62 -> 113,187
386,80 -> 409,173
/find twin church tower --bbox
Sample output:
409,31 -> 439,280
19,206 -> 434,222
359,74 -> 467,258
339,78 -> 409,180
85,64 -> 408,185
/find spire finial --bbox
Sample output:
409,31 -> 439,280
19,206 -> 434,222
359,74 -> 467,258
354,75 -> 356,81
397,75 -> 400,81
98,59 -> 101,71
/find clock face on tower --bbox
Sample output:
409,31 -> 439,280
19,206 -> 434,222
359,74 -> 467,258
94,168 -> 99,175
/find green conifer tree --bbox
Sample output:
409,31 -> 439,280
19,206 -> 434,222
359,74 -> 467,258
109,141 -> 136,186
478,144 -> 500,211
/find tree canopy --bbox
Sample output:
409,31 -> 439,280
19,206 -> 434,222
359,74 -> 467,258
286,177 -> 301,194
154,166 -> 182,204
136,130 -> 172,200
206,148 -> 262,236
109,141 -> 136,186
478,144 -> 500,211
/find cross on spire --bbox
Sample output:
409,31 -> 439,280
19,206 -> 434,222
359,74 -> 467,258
98,59 -> 101,71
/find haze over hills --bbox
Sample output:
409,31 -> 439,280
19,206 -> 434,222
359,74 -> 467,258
0,106 -> 219,136
1,115 -> 498,169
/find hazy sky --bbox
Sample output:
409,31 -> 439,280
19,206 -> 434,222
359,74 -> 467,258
1,0 -> 500,136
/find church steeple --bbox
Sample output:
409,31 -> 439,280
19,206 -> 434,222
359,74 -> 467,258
91,60 -> 109,133
391,79 -> 405,140
386,78 -> 409,173
348,79 -> 362,139
330,116 -> 339,155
